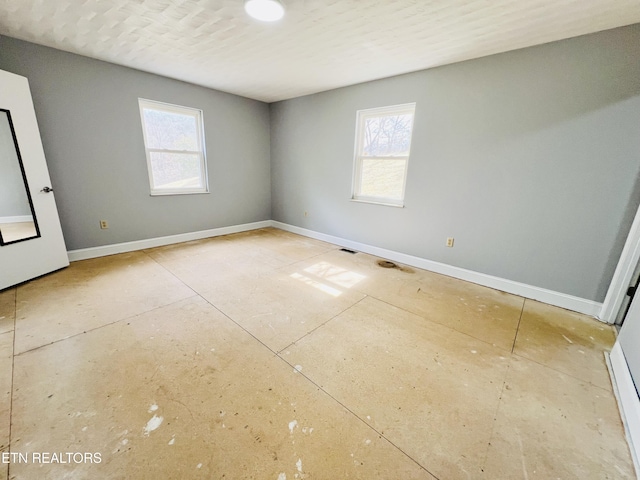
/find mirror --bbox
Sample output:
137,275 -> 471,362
0,108 -> 40,245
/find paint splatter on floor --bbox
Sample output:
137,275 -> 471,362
562,334 -> 573,344
143,414 -> 164,435
288,420 -> 298,434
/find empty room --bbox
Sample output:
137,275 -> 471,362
1,0 -> 640,478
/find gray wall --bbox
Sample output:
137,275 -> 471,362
0,37 -> 271,251
1,27 -> 639,302
0,110 -> 31,218
270,25 -> 640,302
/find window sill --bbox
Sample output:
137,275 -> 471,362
350,198 -> 404,208
150,189 -> 210,196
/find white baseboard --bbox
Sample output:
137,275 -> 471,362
0,215 -> 32,224
67,220 -> 272,261
607,343 -> 640,477
67,219 -> 603,318
271,221 -> 603,318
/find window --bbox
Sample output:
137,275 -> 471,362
351,103 -> 416,206
138,99 -> 208,195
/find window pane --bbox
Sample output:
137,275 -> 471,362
360,158 -> 406,200
143,108 -> 198,151
363,113 -> 414,156
149,152 -> 203,190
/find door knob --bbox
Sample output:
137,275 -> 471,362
41,186 -> 53,193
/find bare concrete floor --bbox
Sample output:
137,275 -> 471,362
0,228 -> 633,479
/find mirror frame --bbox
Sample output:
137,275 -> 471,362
0,108 -> 41,246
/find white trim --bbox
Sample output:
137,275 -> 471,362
67,221 -> 271,261
601,204 -> 640,324
271,221 -> 603,317
67,218 -> 604,317
0,215 -> 32,224
607,342 -> 640,477
349,198 -> 404,208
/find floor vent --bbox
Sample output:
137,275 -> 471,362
340,248 -> 357,254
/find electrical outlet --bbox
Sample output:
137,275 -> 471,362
100,220 -> 109,230
446,237 -> 454,247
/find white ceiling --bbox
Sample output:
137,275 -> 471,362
1,0 -> 639,103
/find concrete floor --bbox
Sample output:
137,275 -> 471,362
0,228 -> 633,479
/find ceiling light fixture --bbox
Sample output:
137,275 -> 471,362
244,0 -> 285,22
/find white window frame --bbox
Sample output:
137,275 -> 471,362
138,98 -> 209,196
351,103 -> 416,207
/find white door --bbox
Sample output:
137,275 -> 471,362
616,285 -> 640,463
0,69 -> 68,290
620,294 -> 640,392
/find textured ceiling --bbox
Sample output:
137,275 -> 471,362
1,0 -> 639,102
